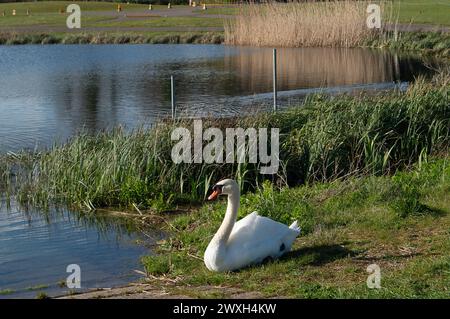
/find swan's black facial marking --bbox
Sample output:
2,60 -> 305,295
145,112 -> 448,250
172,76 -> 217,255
279,243 -> 285,252
208,184 -> 224,201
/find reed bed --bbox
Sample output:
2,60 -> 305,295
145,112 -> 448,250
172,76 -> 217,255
224,0 -> 378,47
1,72 -> 449,210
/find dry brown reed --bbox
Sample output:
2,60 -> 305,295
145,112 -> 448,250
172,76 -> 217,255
224,0 -> 380,48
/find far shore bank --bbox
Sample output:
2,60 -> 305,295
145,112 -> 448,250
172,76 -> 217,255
0,29 -> 448,58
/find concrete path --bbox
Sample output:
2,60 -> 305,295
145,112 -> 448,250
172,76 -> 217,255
58,283 -> 262,299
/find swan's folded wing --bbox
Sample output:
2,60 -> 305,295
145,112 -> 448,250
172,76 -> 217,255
228,213 -> 292,249
229,211 -> 259,239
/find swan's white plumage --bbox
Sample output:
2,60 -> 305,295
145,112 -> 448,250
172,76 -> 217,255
225,212 -> 300,268
204,179 -> 301,272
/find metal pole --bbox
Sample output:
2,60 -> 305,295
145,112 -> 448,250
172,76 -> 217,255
171,75 -> 175,119
273,48 -> 277,112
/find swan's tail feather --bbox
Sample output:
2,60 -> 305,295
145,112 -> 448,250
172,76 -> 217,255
289,220 -> 301,234
282,221 -> 301,254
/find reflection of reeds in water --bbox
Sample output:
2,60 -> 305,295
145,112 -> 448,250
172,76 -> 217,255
224,47 -> 398,93
0,197 -> 150,242
225,1 -> 378,48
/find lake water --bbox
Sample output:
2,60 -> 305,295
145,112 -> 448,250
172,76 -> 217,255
0,44 -> 441,153
0,199 -> 161,298
0,44 -> 442,298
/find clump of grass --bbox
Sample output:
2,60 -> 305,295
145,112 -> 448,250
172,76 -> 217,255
225,0 -> 378,47
1,72 -> 448,210
390,173 -> 429,217
142,255 -> 171,276
36,292 -> 50,299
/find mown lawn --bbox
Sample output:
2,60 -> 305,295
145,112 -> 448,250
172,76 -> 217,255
0,1 -> 154,13
143,157 -> 450,298
0,1 -> 215,29
92,16 -> 223,28
389,0 -> 450,26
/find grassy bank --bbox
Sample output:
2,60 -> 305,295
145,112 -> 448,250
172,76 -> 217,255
142,155 -> 450,298
0,31 -> 224,44
368,31 -> 450,57
1,72 -> 449,211
1,30 -> 449,59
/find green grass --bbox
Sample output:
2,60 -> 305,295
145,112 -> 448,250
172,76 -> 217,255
92,16 -> 223,28
367,31 -> 450,56
0,31 -> 224,45
0,14 -> 122,27
0,1 -> 156,14
0,2 -> 216,28
200,6 -> 239,16
1,72 -> 449,211
387,0 -> 450,26
0,11 -> 222,29
142,156 -> 450,298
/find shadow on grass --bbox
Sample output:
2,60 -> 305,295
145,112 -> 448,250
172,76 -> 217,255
421,205 -> 447,218
282,243 -> 357,266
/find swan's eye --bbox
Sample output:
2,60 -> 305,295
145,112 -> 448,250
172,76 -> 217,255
212,184 -> 223,192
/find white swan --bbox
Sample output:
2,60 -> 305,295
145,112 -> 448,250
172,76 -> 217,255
204,179 -> 301,272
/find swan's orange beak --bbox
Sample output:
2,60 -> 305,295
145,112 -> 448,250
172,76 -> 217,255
208,188 -> 221,201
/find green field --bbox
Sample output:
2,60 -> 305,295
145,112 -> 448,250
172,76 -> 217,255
0,1 -> 154,13
389,0 -> 450,26
0,1 -> 216,29
92,16 -> 223,28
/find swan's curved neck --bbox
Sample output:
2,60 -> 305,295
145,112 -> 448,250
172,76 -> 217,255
212,189 -> 239,245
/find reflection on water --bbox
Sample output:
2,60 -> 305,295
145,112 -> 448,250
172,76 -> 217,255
0,44 -> 441,153
226,47 -> 406,91
0,199 -> 160,298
